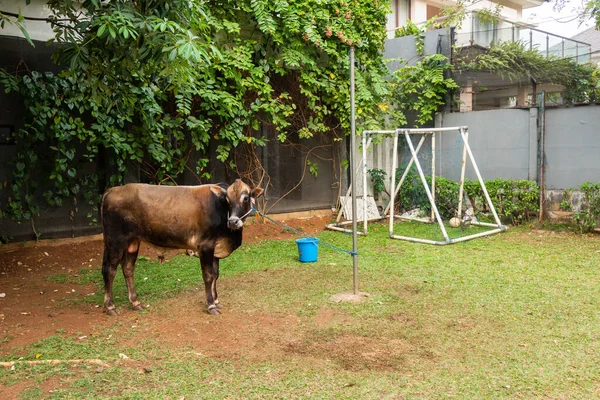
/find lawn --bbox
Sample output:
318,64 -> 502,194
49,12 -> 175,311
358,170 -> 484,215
1,221 -> 600,399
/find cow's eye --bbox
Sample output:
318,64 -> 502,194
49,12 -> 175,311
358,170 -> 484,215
241,195 -> 249,203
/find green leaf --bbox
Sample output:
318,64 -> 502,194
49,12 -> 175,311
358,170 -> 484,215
97,24 -> 107,37
18,23 -> 35,48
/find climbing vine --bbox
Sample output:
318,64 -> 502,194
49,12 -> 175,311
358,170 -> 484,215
389,54 -> 458,127
1,0 -> 397,239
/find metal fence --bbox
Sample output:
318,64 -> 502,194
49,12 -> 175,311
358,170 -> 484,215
454,12 -> 591,63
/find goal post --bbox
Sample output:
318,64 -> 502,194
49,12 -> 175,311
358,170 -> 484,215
388,126 -> 507,245
326,126 -> 508,244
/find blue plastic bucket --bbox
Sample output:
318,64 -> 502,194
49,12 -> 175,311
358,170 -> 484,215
296,237 -> 319,263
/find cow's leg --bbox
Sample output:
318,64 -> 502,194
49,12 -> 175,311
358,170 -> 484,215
102,240 -> 126,316
122,240 -> 143,311
200,250 -> 220,315
212,258 -> 223,310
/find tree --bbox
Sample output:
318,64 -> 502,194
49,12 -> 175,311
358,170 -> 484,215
582,0 -> 600,28
552,0 -> 600,29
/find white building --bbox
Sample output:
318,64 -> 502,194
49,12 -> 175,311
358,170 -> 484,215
386,0 -> 544,38
385,0 -> 593,110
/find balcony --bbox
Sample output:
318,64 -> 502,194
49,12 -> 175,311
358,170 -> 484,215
453,12 -> 592,64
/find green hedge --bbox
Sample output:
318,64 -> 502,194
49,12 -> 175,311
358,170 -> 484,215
369,167 -> 539,225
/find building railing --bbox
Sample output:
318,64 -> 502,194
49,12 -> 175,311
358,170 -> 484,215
453,12 -> 592,63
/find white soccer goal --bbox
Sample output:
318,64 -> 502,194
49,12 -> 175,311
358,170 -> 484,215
327,126 -> 508,244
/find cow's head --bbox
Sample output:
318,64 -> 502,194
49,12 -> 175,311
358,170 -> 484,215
211,179 -> 263,230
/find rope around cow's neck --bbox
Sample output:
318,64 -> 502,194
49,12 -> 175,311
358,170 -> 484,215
239,207 -> 253,220
250,206 -> 357,256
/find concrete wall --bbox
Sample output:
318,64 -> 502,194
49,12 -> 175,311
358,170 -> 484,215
436,105 -> 600,190
350,105 -> 599,220
544,107 -> 600,190
383,28 -> 452,72
436,109 -> 536,182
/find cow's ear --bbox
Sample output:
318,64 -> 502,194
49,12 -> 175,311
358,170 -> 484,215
252,187 -> 264,198
210,185 -> 227,200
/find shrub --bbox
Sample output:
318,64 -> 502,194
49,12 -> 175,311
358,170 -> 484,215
574,182 -> 600,233
370,169 -> 540,225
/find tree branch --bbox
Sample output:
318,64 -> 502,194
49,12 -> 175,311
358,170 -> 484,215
0,10 -> 73,23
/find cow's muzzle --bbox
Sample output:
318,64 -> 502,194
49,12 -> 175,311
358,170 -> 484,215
227,207 -> 253,230
227,216 -> 244,230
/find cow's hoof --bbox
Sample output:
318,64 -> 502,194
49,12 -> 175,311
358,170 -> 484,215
133,304 -> 144,311
207,306 -> 221,315
105,308 -> 119,316
215,302 -> 224,310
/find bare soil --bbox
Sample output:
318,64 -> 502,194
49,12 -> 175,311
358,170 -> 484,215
0,216 -> 331,358
0,217 -> 329,350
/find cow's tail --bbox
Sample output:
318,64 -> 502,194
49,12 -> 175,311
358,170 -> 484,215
100,188 -> 111,236
100,188 -> 113,290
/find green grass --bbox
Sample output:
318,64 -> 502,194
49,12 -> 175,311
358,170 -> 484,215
75,251 -> 204,307
46,273 -> 77,284
3,221 -> 600,398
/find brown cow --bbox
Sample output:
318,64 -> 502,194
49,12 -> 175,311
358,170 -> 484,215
100,179 -> 263,315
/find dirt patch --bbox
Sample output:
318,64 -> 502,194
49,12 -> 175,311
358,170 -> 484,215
329,291 -> 370,303
0,216 -> 331,355
132,290 -> 303,362
284,334 -> 417,371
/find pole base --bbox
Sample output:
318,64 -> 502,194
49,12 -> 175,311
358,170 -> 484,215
329,291 -> 370,303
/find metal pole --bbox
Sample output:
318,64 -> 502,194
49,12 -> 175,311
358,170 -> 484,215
402,127 -> 462,133
363,130 -> 397,134
529,30 -> 533,51
538,90 -> 546,223
362,130 -> 368,234
389,131 -> 399,237
391,227 -> 505,245
349,47 -> 359,295
431,133 -> 436,222
457,129 -> 469,218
